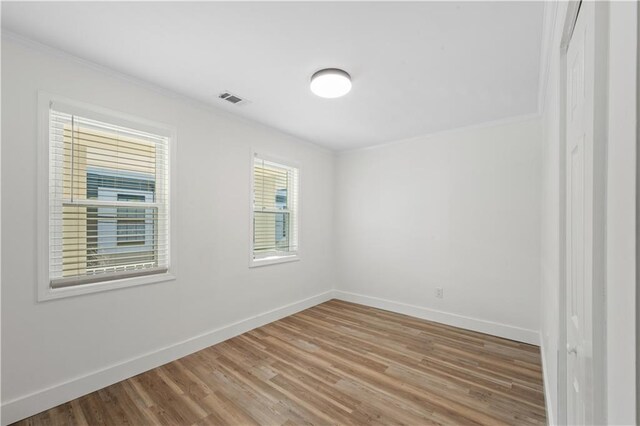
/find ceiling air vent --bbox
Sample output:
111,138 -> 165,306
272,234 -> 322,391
219,91 -> 248,105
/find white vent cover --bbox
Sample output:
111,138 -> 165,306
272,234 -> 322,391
219,91 -> 249,105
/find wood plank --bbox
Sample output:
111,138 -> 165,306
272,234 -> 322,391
13,300 -> 546,425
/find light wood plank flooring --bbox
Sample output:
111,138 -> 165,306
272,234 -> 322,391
15,300 -> 546,425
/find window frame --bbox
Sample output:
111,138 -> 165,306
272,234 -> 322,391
249,151 -> 301,268
37,92 -> 177,301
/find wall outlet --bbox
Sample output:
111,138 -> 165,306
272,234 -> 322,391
436,287 -> 444,299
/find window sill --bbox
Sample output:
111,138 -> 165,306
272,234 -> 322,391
250,255 -> 300,268
38,271 -> 176,302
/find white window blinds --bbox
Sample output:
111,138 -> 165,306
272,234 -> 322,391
49,106 -> 170,288
252,156 -> 299,261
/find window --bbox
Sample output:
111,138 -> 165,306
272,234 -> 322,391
251,155 -> 299,266
42,96 -> 173,298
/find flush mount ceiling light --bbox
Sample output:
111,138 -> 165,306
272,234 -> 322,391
310,68 -> 352,98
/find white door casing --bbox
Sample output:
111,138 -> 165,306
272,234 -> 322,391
565,2 -> 596,424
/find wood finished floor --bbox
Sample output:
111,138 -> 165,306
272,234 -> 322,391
15,300 -> 546,426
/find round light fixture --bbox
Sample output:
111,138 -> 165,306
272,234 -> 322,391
310,68 -> 352,98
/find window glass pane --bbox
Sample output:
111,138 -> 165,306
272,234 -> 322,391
254,211 -> 291,254
252,156 -> 298,260
117,194 -> 147,247
50,108 -> 169,286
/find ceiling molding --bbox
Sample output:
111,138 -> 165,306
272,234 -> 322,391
3,2 -> 543,150
4,27 -> 542,155
0,30 -> 334,156
339,112 -> 542,155
3,0 -> 544,152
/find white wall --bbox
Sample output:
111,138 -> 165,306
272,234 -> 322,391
1,37 -> 335,423
334,117 -> 542,343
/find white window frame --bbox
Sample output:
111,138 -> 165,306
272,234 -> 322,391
37,92 -> 177,301
249,151 -> 301,268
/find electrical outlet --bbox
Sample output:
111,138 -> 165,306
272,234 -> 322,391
436,287 -> 444,299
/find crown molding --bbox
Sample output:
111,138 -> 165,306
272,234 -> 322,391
339,112 -> 541,154
1,30 -> 334,156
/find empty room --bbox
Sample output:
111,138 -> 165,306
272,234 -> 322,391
0,1 -> 637,425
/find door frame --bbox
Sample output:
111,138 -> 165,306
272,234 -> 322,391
558,1 -> 608,424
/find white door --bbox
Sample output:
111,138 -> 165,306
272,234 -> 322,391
565,2 -> 595,424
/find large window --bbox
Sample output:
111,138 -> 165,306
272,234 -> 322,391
251,155 -> 299,266
43,99 -> 172,296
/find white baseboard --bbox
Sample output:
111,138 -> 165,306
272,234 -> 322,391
1,290 -> 334,426
333,290 -> 540,345
539,332 -> 555,426
3,289 -> 542,425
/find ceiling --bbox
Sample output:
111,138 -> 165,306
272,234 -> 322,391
2,2 -> 544,151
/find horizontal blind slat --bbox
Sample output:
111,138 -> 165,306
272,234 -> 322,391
252,156 -> 298,259
49,108 -> 170,287
51,267 -> 169,289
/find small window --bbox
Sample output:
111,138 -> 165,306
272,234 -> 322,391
45,100 -> 172,294
251,155 -> 299,266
